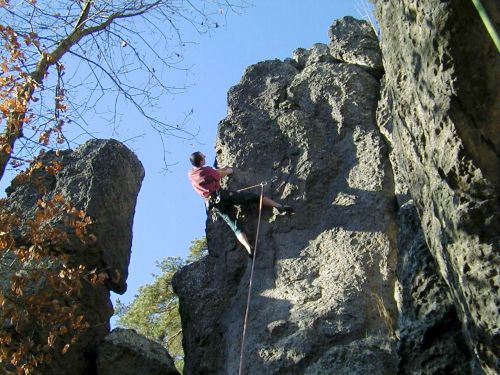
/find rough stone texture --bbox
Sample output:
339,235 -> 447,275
6,139 -> 145,294
376,81 -> 411,207
173,12 -> 500,374
328,16 -> 384,79
374,0 -> 500,373
3,139 -> 144,374
396,202 -> 479,374
96,328 -> 179,375
174,19 -> 400,375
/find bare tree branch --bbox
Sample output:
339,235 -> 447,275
0,0 -> 247,180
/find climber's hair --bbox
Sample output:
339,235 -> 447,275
190,151 -> 204,167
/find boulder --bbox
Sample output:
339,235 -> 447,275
2,139 -> 144,374
96,328 -> 179,375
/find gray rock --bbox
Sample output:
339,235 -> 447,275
174,12 -> 500,374
5,139 -> 145,294
97,328 -> 179,375
328,16 -> 383,78
396,202 -> 479,374
174,17 -> 399,375
2,139 -> 144,374
374,0 -> 500,372
376,80 -> 411,207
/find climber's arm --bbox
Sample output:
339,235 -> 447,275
216,166 -> 233,177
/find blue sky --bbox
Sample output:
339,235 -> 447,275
1,1 -> 372,309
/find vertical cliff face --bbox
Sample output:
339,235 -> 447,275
5,139 -> 145,295
3,139 -> 145,374
394,203 -> 479,373
174,17 -> 400,374
175,9 -> 499,374
374,0 -> 500,373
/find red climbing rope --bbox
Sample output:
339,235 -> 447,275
238,182 -> 264,375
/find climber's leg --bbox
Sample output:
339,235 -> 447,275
262,196 -> 294,214
235,232 -> 253,256
219,189 -> 294,214
213,206 -> 252,256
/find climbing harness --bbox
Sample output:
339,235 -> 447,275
238,182 -> 265,375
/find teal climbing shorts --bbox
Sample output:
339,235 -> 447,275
208,189 -> 260,235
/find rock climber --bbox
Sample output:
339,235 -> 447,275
188,151 -> 293,257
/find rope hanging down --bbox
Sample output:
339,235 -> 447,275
238,182 -> 264,375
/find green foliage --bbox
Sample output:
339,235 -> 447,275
187,237 -> 209,263
115,237 -> 207,372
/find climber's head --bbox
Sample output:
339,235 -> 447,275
190,151 -> 205,167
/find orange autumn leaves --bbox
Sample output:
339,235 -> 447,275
0,24 -> 36,116
0,159 -> 101,374
0,19 -> 67,165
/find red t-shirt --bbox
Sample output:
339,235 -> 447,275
188,166 -> 221,198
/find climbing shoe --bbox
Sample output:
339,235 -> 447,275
277,205 -> 294,215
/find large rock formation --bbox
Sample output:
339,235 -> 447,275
2,139 -> 145,374
174,9 -> 499,375
5,139 -> 144,294
374,0 -> 500,373
174,17 -> 400,375
96,328 -> 179,375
